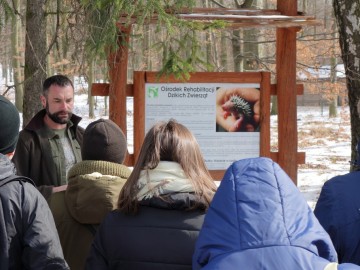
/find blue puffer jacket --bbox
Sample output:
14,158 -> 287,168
193,157 -> 360,270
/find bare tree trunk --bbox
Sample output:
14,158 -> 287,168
328,97 -> 338,117
243,0 -> 259,71
11,0 -> 23,112
88,60 -> 95,118
232,0 -> 257,71
23,0 -> 47,126
333,0 -> 360,171
232,30 -> 242,71
329,12 -> 338,118
205,0 -> 214,70
271,96 -> 278,115
145,25 -> 152,70
219,32 -> 228,71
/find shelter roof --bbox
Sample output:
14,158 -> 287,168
118,8 -> 322,29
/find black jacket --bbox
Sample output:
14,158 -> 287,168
0,154 -> 69,269
315,170 -> 360,265
85,193 -> 206,270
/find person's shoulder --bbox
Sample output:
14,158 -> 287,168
22,110 -> 47,132
325,171 -> 360,186
0,175 -> 34,186
76,125 -> 85,133
115,163 -> 132,176
98,209 -> 124,226
18,128 -> 36,138
70,113 -> 83,127
0,176 -> 38,198
48,190 -> 67,216
74,121 -> 85,139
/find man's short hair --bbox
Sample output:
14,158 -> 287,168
43,75 -> 74,96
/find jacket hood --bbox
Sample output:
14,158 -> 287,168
65,160 -> 131,224
193,157 -> 338,269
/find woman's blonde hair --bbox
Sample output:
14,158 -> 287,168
118,119 -> 217,214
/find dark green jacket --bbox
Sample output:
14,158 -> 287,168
49,160 -> 131,270
12,109 -> 84,200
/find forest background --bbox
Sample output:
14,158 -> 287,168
0,0 -> 359,174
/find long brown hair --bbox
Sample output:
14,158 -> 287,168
118,119 -> 217,214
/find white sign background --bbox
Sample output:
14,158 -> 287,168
145,83 -> 260,170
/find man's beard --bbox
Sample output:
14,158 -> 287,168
45,103 -> 72,124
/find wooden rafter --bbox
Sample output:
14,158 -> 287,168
118,8 -> 322,29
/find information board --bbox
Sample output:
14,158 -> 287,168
133,72 -> 271,179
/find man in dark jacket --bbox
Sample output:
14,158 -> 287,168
314,142 -> 360,265
12,75 -> 84,200
0,95 -> 69,269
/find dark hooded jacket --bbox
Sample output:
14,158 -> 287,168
12,109 -> 84,199
85,161 -> 212,270
0,154 -> 69,269
193,157 -> 360,270
49,160 -> 131,270
85,193 -> 207,270
315,162 -> 360,264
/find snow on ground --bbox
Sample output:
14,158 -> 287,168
293,106 -> 351,209
74,95 -> 351,209
11,91 -> 351,210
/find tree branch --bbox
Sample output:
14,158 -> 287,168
210,0 -> 227,8
46,0 -> 61,56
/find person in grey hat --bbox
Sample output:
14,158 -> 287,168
49,118 -> 131,270
0,96 -> 69,269
12,74 -> 84,200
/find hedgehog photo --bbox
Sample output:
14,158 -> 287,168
221,95 -> 253,120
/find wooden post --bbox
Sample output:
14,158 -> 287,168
108,26 -> 132,134
107,25 -> 132,165
276,0 -> 298,183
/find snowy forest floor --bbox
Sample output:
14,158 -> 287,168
18,92 -> 351,210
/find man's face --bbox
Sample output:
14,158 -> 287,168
41,84 -> 74,124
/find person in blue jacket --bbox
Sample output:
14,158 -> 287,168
314,141 -> 360,265
193,157 -> 360,270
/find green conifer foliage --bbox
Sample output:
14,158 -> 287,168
80,0 -> 226,78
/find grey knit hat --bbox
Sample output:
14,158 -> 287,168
82,119 -> 127,164
0,96 -> 20,154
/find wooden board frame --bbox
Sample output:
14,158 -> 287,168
91,0 -> 309,184
133,71 -> 271,180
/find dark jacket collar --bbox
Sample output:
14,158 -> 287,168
140,192 -> 207,210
